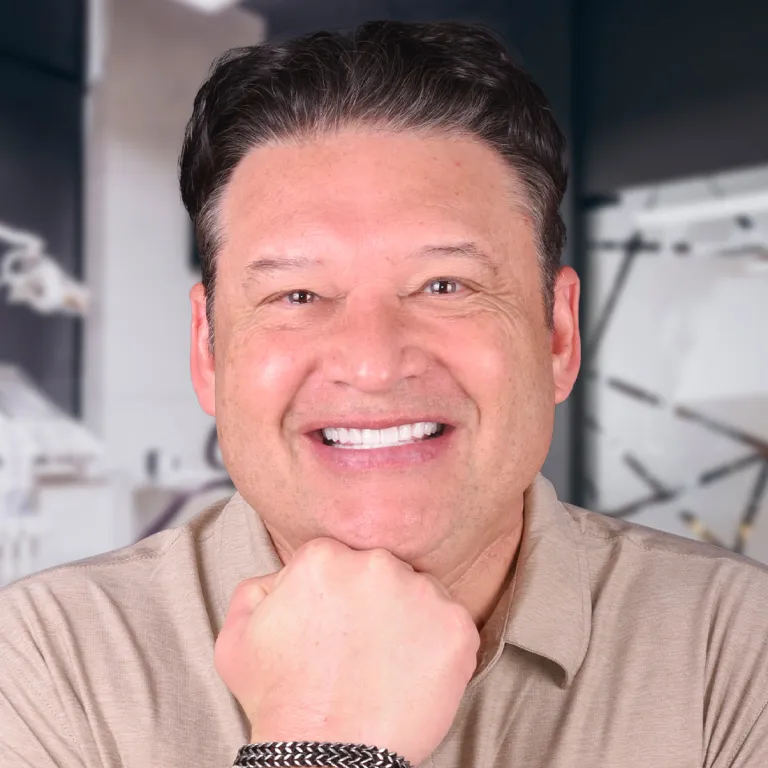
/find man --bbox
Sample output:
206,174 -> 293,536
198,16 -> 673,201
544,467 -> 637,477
1,19 -> 767,768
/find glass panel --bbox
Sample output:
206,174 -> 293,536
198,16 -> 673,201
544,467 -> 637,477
583,165 -> 768,563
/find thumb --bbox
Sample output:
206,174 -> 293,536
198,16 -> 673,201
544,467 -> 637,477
220,571 -> 282,635
213,572 -> 281,690
230,570 -> 282,614
215,570 -> 283,675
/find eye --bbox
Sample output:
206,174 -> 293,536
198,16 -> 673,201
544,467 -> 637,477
282,289 -> 317,305
423,278 -> 464,296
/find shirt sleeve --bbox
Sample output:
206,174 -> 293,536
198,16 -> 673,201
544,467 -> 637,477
704,561 -> 768,767
726,697 -> 768,767
0,579 -> 85,768
0,646 -> 84,767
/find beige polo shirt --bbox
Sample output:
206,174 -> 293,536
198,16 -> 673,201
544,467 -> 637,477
1,475 -> 768,767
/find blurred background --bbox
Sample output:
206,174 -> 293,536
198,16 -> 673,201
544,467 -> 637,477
0,0 -> 766,584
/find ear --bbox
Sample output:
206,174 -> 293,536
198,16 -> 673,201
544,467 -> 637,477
190,282 -> 216,417
551,266 -> 581,404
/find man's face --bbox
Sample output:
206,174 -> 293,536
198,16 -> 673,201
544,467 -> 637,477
191,130 -> 579,570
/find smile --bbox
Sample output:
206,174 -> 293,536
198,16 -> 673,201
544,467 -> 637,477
320,422 -> 446,449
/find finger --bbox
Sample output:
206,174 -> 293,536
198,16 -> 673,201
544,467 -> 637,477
375,549 -> 415,572
227,571 -> 282,617
217,572 -> 283,655
417,571 -> 454,600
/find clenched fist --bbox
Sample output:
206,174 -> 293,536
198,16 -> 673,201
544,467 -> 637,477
215,537 -> 480,767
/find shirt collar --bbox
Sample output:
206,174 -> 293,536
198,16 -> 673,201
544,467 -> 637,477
499,474 -> 592,688
213,474 -> 592,688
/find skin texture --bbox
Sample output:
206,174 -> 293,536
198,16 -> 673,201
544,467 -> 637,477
190,129 -> 580,623
215,537 -> 481,766
191,129 -> 580,758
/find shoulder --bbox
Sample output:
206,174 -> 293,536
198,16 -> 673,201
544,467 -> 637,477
568,502 -> 768,577
0,498 -> 233,763
0,496 -> 229,657
566,502 -> 768,641
566,506 -> 768,711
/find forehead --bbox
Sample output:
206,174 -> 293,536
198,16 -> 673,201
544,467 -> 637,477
219,129 -> 529,248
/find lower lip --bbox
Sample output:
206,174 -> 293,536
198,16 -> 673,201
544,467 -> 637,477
306,429 -> 453,470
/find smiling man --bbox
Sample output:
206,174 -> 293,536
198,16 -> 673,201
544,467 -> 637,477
2,20 -> 768,768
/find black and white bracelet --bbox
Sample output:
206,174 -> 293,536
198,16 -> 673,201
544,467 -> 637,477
234,741 -> 413,768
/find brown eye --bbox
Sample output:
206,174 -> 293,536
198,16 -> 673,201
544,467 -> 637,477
425,279 -> 461,295
285,290 -> 316,305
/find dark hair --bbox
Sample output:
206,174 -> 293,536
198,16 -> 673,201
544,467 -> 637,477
179,20 -> 568,335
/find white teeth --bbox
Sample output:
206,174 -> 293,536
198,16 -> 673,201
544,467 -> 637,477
321,422 -> 443,449
362,428 -> 379,446
382,426 -> 399,444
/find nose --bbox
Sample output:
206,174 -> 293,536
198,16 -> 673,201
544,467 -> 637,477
321,289 -> 429,394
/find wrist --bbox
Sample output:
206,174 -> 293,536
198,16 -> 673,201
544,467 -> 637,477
235,742 -> 412,768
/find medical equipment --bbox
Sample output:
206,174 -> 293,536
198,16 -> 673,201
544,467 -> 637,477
0,220 -> 90,315
0,220 -> 100,584
0,364 -> 104,585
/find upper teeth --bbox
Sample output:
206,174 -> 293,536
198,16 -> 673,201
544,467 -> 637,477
322,422 -> 442,449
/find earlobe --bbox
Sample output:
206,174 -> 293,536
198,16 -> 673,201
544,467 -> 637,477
551,267 -> 581,404
190,282 -> 216,417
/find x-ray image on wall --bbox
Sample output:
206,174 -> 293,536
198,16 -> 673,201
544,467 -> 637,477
583,164 -> 768,564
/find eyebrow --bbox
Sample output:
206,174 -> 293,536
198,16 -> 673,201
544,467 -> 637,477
242,240 -> 497,283
243,255 -> 322,282
410,242 -> 499,275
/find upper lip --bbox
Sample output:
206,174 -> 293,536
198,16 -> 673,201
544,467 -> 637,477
302,416 -> 456,434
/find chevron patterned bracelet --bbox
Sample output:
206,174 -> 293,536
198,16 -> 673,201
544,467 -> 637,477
233,741 -> 413,768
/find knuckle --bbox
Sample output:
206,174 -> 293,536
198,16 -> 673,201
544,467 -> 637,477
294,538 -> 352,586
362,548 -> 414,584
365,547 -> 397,571
415,572 -> 449,602
229,578 -> 260,611
297,536 -> 342,564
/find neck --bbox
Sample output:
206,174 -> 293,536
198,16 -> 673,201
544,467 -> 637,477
268,501 -> 524,632
438,518 -> 523,630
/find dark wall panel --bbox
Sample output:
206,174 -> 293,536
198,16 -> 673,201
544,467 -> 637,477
579,0 -> 768,193
0,0 -> 84,415
0,0 -> 84,79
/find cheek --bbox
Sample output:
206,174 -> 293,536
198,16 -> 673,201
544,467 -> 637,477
446,314 -> 552,426
217,331 -> 309,424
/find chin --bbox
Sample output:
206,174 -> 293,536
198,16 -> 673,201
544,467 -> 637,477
316,500 -> 442,559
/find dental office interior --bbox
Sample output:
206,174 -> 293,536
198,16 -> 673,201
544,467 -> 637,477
1,0 -> 767,586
